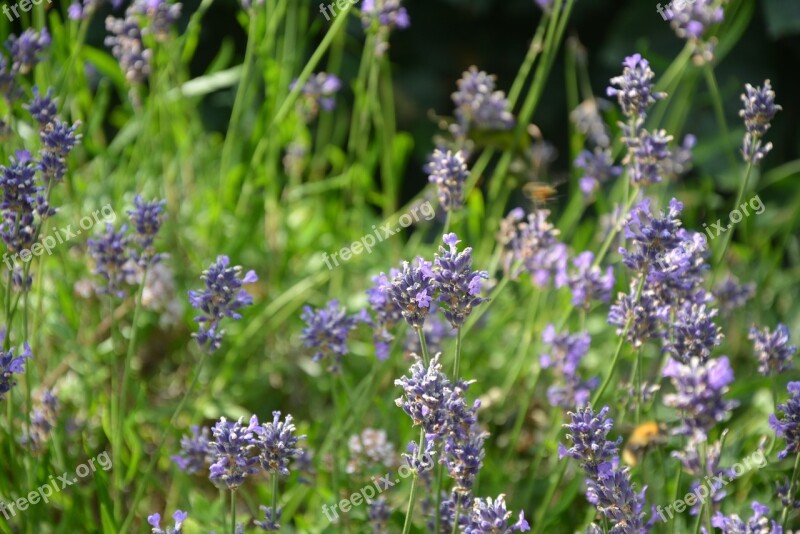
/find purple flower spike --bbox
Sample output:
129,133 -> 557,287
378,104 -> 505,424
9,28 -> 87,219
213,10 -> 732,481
171,425 -> 212,474
389,257 -> 436,329
711,501 -> 781,534
256,411 -> 306,476
188,256 -> 258,353
770,382 -> 800,460
300,299 -> 366,372
291,72 -> 342,122
88,223 -> 134,298
607,54 -> 666,119
451,67 -> 515,137
127,195 -> 166,266
567,251 -> 614,309
739,80 -> 781,164
749,323 -> 796,377
433,233 -> 489,329
560,405 -> 620,479
0,340 -> 32,401
5,28 -> 51,75
208,415 -> 261,490
663,356 -> 738,439
426,149 -> 470,212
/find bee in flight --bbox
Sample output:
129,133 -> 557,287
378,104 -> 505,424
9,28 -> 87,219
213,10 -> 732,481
622,421 -> 666,467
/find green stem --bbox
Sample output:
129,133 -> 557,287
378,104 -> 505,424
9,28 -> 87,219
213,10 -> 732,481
450,494 -> 461,534
401,429 -> 426,534
416,326 -> 430,365
271,473 -> 279,529
453,327 -> 462,380
781,453 -> 800,530
715,139 -> 755,268
230,489 -> 237,534
434,458 -> 445,534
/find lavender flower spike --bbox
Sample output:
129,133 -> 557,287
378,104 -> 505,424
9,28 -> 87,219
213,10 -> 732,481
559,405 -> 621,480
127,195 -> 166,266
88,223 -> 134,298
389,257 -> 435,329
770,382 -> 800,460
426,149 -> 470,212
0,340 -> 32,401
607,54 -> 666,119
300,299 -> 366,372
662,356 -> 738,439
256,411 -> 306,476
188,256 -> 258,353
433,233 -> 489,329
711,501 -> 782,534
208,415 -> 261,490
171,425 -> 212,474
749,323 -> 796,377
739,80 -> 781,164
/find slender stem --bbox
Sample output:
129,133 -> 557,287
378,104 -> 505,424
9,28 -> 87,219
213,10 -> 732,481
701,443 -> 713,534
781,453 -> 800,529
453,328 -> 462,381
116,267 -> 148,498
401,429 -> 425,534
230,489 -> 236,534
271,473 -> 279,529
450,494 -> 461,534
715,137 -> 755,268
416,326 -> 430,365
434,458 -> 445,534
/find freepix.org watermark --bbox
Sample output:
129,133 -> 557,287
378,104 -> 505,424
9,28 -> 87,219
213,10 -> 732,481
319,0 -> 360,22
321,450 -> 436,523
2,0 -> 51,21
655,448 -> 766,523
0,451 -> 112,519
321,201 -> 435,270
2,204 -> 116,271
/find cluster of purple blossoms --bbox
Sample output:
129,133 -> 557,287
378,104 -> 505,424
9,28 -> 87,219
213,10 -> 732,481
540,325 -> 597,409
5,29 -> 51,76
662,356 -> 738,439
498,208 -> 568,287
20,389 -> 59,452
567,251 -> 614,309
389,257 -> 435,329
575,148 -> 621,198
623,126 -> 673,186
560,405 -> 648,532
25,87 -> 57,127
104,0 -> 182,102
208,415 -> 261,490
739,80 -> 781,165
607,54 -> 666,120
770,382 -> 800,460
443,426 -> 487,495
570,99 -> 612,149
620,198 -> 687,275
148,510 -> 187,534
366,270 -> 402,360
89,196 -> 166,297
300,299 -> 367,371
105,13 -> 153,87
662,0 -> 724,62
671,438 -> 732,517
662,303 -> 723,363
127,195 -> 166,266
647,232 -> 711,308
451,67 -> 515,138
749,323 -> 796,376
713,276 -> 755,315
463,494 -> 530,533
608,281 -> 669,348
425,149 -> 470,212
171,425 -> 213,474
394,354 -> 478,440
711,501 -> 782,534
88,224 -> 135,298
0,340 -> 32,401
254,504 -> 281,531
258,411 -> 306,476
291,72 -> 341,122
188,255 -> 258,353
360,0 -> 410,55
131,0 -> 183,41
432,233 -> 489,329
